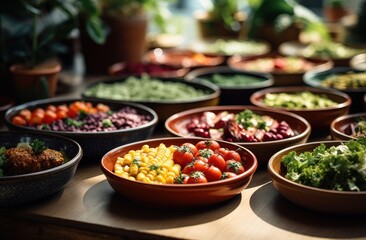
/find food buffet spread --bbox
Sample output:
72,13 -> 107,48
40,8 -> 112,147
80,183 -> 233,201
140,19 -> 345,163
1,1 -> 366,239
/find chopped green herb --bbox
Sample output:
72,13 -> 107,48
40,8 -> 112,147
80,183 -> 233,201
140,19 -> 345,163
30,139 -> 47,155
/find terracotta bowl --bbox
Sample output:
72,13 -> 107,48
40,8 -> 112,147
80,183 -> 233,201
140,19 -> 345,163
82,76 -> 220,122
144,48 -> 225,68
101,137 -> 258,208
227,53 -> 333,86
184,66 -> 274,105
303,67 -> 366,113
0,131 -> 82,207
250,86 -> 352,132
5,98 -> 158,162
165,106 -> 311,165
268,140 -> 366,215
330,112 -> 366,140
108,61 -> 190,79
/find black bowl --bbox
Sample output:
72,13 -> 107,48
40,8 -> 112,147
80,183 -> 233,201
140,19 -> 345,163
184,66 -> 274,105
0,131 -> 82,207
304,67 -> 365,113
5,98 -> 158,162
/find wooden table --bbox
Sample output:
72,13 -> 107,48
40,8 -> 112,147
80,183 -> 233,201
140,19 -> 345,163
1,74 -> 366,240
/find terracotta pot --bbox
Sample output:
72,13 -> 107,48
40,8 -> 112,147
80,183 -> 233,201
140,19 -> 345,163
9,61 -> 61,103
79,15 -> 148,74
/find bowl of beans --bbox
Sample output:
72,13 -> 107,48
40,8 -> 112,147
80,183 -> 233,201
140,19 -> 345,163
184,66 -> 274,105
250,86 -> 352,134
330,112 -> 366,140
108,61 -> 190,78
304,67 -> 366,113
5,98 -> 158,161
165,106 -> 311,165
101,137 -> 258,208
82,75 -> 220,122
227,53 -> 333,86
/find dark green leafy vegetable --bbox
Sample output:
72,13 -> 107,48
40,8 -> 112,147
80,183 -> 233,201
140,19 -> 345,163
282,138 -> 366,191
30,139 -> 47,155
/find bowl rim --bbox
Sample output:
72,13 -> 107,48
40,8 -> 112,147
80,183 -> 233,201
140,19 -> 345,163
227,53 -> 334,75
0,131 -> 82,180
330,112 -> 366,139
5,97 -> 159,136
250,86 -> 352,112
81,76 -> 221,104
303,66 -> 366,93
184,65 -> 275,90
268,140 -> 366,196
164,105 -> 311,146
101,137 -> 258,188
350,53 -> 366,71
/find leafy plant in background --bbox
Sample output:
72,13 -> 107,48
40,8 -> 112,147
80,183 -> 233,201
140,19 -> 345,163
247,0 -> 330,41
0,0 -> 105,69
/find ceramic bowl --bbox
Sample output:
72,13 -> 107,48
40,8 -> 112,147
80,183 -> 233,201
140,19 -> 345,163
268,140 -> 366,215
108,61 -> 190,78
279,41 -> 366,66
101,137 -> 258,208
250,86 -> 352,132
303,67 -> 366,113
5,98 -> 158,161
0,131 -> 82,207
330,112 -> 366,140
0,97 -> 14,128
350,53 -> 366,70
184,66 -> 274,105
82,76 -> 220,122
189,38 -> 270,57
227,53 -> 333,86
165,105 -> 311,165
144,48 -> 225,68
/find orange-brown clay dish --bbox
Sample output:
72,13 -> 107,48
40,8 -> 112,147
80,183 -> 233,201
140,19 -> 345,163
101,137 -> 258,208
330,112 -> 366,140
268,141 -> 366,215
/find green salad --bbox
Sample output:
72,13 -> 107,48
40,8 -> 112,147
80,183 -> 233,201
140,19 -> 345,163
282,138 -> 366,191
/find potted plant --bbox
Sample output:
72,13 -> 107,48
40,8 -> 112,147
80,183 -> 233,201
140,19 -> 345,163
1,0 -> 105,103
79,0 -> 175,74
195,0 -> 247,39
247,0 -> 331,50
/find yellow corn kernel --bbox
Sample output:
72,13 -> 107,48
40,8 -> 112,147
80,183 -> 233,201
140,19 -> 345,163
156,175 -> 166,184
171,164 -> 181,176
167,171 -> 176,179
136,172 -> 146,182
162,159 -> 174,171
166,176 -> 175,184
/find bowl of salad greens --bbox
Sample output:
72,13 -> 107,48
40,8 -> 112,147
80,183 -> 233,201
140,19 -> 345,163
184,66 -> 274,105
250,86 -> 352,134
268,138 -> 366,215
330,113 -> 366,140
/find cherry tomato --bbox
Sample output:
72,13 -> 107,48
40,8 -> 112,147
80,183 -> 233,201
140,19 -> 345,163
173,145 -> 194,168
57,105 -> 69,112
56,110 -> 68,120
43,110 -> 57,124
224,150 -> 241,162
12,116 -> 26,126
193,159 -> 209,173
186,171 -> 207,184
226,160 -> 245,175
195,148 -> 214,159
216,147 -> 229,157
29,111 -> 44,125
46,105 -> 57,112
195,140 -> 221,151
18,109 -> 32,122
205,165 -> 222,182
174,174 -> 189,184
208,153 -> 227,172
221,172 -> 238,179
96,103 -> 110,113
181,143 -> 198,156
182,162 -> 195,175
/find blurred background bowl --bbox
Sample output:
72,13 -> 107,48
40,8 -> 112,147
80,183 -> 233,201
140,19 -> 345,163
101,137 -> 258,208
228,53 -> 333,86
5,98 -> 158,162
165,105 -> 310,165
268,140 -> 366,215
0,97 -> 14,128
184,66 -> 274,105
350,53 -> 366,70
303,67 -> 366,113
108,61 -> 190,79
144,48 -> 225,68
250,86 -> 352,134
0,131 -> 82,207
330,112 -> 366,140
82,76 -> 220,122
